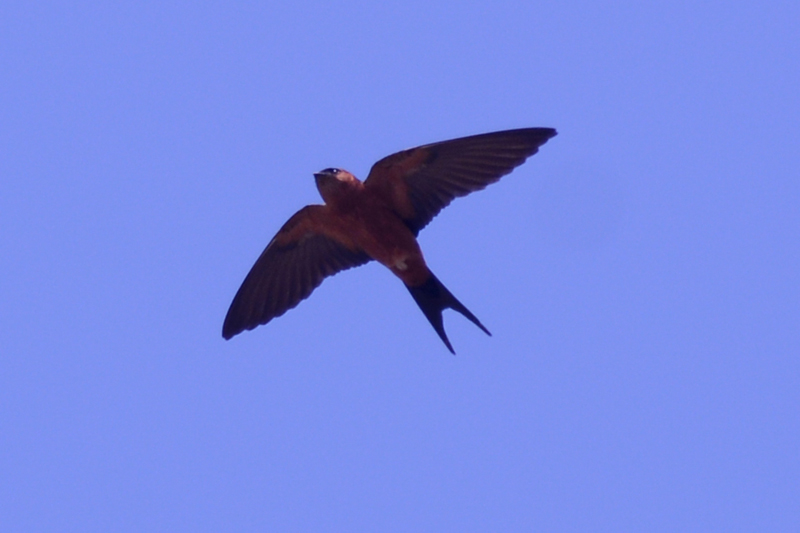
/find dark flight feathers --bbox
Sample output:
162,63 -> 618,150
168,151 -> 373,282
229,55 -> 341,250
406,272 -> 491,354
222,219 -> 370,339
365,127 -> 557,234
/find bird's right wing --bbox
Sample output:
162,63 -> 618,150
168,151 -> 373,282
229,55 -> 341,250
222,205 -> 371,339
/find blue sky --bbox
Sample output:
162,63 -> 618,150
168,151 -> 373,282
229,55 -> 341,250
2,1 -> 798,530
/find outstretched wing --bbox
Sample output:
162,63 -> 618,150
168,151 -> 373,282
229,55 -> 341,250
222,205 -> 371,339
364,128 -> 557,235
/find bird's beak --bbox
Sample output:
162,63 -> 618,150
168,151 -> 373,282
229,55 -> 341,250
313,172 -> 325,180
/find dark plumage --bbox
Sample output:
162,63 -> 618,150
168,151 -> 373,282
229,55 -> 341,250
223,127 -> 557,352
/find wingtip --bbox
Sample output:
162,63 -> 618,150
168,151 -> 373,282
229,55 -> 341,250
513,127 -> 558,149
535,127 -> 557,141
221,319 -> 239,340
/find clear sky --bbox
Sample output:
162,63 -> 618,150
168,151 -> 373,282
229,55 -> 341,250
2,1 -> 798,531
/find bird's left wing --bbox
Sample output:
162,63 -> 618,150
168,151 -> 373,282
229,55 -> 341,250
364,128 -> 557,235
222,205 -> 371,339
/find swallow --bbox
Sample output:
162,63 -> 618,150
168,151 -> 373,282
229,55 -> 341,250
222,127 -> 557,353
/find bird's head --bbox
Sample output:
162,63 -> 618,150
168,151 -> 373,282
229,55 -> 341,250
313,168 -> 362,204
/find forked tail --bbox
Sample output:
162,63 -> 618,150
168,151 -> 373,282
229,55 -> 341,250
406,272 -> 491,354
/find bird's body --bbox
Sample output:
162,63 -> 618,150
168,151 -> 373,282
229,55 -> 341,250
312,173 -> 429,286
223,127 -> 557,353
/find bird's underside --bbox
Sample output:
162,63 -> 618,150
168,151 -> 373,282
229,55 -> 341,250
222,127 -> 557,353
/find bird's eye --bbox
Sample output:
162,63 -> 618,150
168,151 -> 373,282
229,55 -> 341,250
322,167 -> 340,175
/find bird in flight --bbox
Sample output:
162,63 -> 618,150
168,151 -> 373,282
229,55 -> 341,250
222,127 -> 557,353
